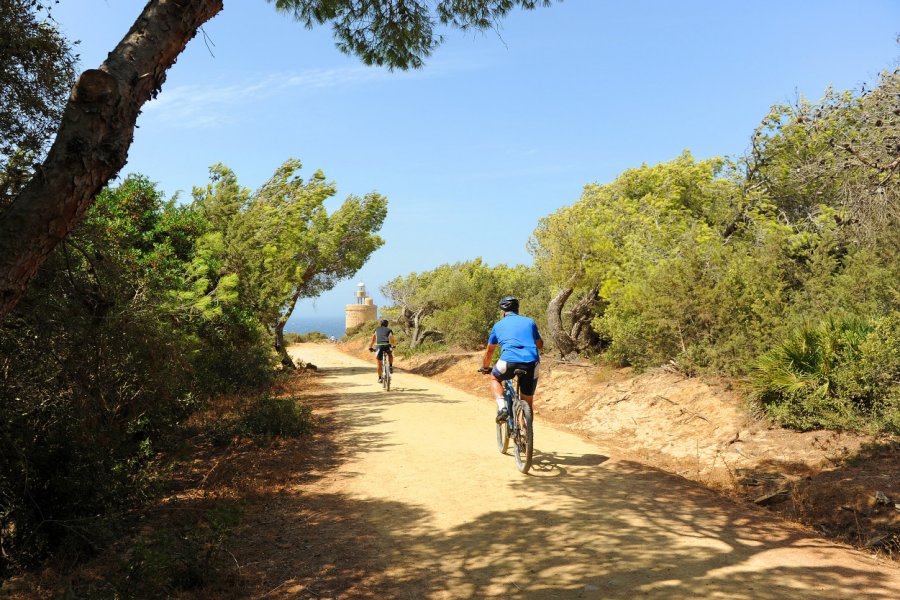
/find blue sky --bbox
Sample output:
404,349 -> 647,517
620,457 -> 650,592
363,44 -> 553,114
54,1 -> 899,329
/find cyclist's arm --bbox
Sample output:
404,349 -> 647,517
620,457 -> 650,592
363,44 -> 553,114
369,333 -> 376,348
482,343 -> 497,371
389,333 -> 396,346
536,338 -> 544,351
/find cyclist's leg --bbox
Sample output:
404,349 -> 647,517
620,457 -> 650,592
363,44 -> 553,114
518,362 -> 539,411
376,348 -> 384,378
490,361 -> 512,421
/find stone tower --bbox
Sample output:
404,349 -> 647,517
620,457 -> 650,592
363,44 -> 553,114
345,282 -> 377,332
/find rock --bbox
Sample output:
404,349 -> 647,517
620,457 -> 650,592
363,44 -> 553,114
875,490 -> 891,505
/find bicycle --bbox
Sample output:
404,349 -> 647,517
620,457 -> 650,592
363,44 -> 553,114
481,367 -> 534,473
370,345 -> 393,391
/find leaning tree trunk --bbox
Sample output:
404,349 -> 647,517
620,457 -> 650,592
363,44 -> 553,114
547,287 -> 579,357
274,318 -> 295,370
0,0 -> 224,319
273,267 -> 316,370
568,285 -> 600,346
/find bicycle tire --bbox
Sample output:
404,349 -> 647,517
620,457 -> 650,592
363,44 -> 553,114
496,419 -> 510,454
382,355 -> 391,391
513,400 -> 533,474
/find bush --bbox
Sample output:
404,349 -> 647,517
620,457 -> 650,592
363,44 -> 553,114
118,502 -> 243,598
237,396 -> 313,439
750,314 -> 899,433
345,319 -> 380,339
284,331 -> 329,344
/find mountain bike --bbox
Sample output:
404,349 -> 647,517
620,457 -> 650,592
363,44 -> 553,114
370,346 -> 393,391
483,367 -> 533,473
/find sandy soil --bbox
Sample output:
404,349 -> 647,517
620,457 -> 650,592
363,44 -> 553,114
270,343 -> 900,599
354,343 -> 899,557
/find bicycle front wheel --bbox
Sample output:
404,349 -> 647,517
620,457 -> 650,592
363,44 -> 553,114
513,401 -> 533,474
496,419 -> 510,454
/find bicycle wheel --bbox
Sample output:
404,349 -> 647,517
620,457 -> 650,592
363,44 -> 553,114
496,418 -> 510,454
382,355 -> 391,391
513,400 -> 533,474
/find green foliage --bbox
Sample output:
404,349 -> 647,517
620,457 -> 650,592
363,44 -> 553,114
0,0 -> 77,206
0,176 -> 206,573
119,502 -> 243,598
345,318 -> 381,339
237,396 -> 313,439
283,330 -> 329,343
269,0 -> 555,70
382,259 -> 549,350
750,315 -> 900,433
192,159 -> 386,366
205,395 -> 314,446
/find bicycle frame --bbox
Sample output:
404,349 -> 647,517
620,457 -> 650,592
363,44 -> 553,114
497,370 -> 533,473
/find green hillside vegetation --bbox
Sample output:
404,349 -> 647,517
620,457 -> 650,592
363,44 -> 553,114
382,70 -> 900,434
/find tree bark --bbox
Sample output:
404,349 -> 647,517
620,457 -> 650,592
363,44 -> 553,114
0,0 -> 224,319
274,263 -> 319,369
568,285 -> 600,344
408,306 -> 440,348
547,286 -> 578,357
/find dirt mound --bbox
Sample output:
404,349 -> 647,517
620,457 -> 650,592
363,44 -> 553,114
334,339 -> 900,558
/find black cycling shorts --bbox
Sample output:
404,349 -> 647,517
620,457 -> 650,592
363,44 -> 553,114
375,345 -> 393,360
492,360 -> 539,396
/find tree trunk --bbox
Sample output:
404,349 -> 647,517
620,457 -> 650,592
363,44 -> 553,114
274,264 -> 319,369
274,318 -> 295,370
0,0 -> 224,319
547,286 -> 578,357
568,285 -> 600,346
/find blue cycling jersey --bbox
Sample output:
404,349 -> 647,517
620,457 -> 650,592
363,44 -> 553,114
488,313 -> 542,363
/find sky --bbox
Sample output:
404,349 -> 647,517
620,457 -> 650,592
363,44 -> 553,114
52,1 -> 900,330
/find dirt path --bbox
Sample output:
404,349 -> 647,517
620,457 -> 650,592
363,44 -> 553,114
271,343 -> 900,599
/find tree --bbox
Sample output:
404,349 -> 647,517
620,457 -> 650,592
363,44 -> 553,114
382,259 -> 548,350
382,270 -> 443,348
191,159 -> 386,367
249,162 -> 387,368
528,200 -> 606,357
746,69 -> 900,245
0,0 -> 557,319
529,152 -> 746,362
0,0 -> 77,206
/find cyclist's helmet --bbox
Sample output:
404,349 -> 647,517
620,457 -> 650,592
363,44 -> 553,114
498,296 -> 519,313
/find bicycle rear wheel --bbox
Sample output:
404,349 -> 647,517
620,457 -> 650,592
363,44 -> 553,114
496,419 -> 510,454
382,355 -> 391,391
513,400 -> 533,473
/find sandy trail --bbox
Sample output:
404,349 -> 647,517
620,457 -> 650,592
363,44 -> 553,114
271,343 -> 900,599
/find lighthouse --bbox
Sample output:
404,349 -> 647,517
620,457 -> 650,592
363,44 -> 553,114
345,282 -> 377,332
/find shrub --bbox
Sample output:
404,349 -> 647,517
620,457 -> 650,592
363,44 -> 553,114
119,502 -> 243,597
236,396 -> 313,439
345,319 -> 380,339
284,330 -> 329,344
750,315 -> 899,433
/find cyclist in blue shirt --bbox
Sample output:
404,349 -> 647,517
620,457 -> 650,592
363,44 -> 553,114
480,296 -> 543,423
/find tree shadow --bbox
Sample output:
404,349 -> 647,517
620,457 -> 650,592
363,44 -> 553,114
232,454 -> 900,599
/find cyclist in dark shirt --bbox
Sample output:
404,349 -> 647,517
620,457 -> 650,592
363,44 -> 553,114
369,320 -> 396,383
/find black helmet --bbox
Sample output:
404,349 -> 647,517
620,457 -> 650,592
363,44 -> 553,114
498,296 -> 519,313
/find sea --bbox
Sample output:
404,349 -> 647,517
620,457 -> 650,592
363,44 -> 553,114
284,314 -> 347,339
